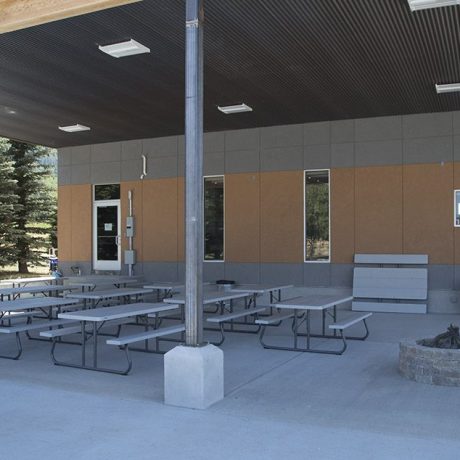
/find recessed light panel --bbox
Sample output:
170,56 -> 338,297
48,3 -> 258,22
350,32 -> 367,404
435,83 -> 460,94
408,0 -> 460,11
1,105 -> 17,115
98,39 -> 150,58
217,103 -> 253,114
58,124 -> 91,133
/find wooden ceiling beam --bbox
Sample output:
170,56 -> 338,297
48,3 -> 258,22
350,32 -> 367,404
0,0 -> 142,33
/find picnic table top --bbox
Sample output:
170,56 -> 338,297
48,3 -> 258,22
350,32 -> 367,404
0,285 -> 77,296
164,289 -> 252,305
67,275 -> 142,284
0,276 -> 67,285
66,287 -> 154,300
143,282 -> 184,290
231,284 -> 293,294
59,302 -> 179,322
0,297 -> 80,312
274,295 -> 353,311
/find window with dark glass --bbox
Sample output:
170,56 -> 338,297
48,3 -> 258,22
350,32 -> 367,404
305,170 -> 330,262
94,184 -> 120,201
204,176 -> 224,261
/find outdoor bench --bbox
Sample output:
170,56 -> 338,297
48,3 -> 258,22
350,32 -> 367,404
0,318 -> 78,360
255,311 -> 295,326
254,296 -> 303,326
106,323 -> 186,348
328,312 -> 372,353
106,324 -> 186,360
206,306 -> 267,345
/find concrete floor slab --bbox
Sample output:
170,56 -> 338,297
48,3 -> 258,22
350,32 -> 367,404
1,312 -> 460,459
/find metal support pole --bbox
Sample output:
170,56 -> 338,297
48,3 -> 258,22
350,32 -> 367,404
185,0 -> 204,346
127,190 -> 134,277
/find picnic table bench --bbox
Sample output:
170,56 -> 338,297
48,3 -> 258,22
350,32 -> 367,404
48,302 -> 183,374
0,318 -> 79,360
0,297 -> 81,359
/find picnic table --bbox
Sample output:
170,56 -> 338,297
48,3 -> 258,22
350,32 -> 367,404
164,289 -> 264,344
0,297 -> 81,360
66,287 -> 154,309
0,284 -> 78,301
0,297 -> 80,318
67,276 -> 142,290
231,283 -> 293,308
143,282 -> 184,301
0,276 -> 67,288
50,302 -> 182,374
257,294 -> 371,355
164,289 -> 252,311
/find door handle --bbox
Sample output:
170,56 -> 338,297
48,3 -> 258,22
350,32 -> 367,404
116,236 -> 121,246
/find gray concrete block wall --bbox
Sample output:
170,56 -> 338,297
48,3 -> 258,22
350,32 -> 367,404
57,111 -> 460,313
58,111 -> 460,184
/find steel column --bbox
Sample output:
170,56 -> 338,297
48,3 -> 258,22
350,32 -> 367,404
184,0 -> 204,346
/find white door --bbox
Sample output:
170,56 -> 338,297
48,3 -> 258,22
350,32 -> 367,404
93,200 -> 121,271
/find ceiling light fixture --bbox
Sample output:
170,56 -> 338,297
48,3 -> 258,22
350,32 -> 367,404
408,0 -> 460,11
435,83 -> 460,94
98,39 -> 150,58
58,124 -> 91,133
2,106 -> 17,115
217,103 -> 253,114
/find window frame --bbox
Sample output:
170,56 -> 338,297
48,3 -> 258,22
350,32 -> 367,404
92,183 -> 121,271
303,169 -> 331,263
93,183 -> 121,201
454,190 -> 460,227
203,174 -> 225,263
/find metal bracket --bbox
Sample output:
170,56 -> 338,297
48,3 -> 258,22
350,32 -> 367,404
140,154 -> 148,180
186,18 -> 200,28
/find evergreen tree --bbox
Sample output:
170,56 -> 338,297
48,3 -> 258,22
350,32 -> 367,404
0,139 -> 19,266
4,141 -> 56,273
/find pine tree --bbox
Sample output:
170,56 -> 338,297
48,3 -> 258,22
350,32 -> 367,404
0,139 -> 19,266
5,141 -> 56,273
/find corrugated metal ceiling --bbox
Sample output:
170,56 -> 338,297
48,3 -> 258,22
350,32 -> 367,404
0,0 -> 459,147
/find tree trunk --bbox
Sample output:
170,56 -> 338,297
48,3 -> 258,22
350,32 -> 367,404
18,260 -> 29,274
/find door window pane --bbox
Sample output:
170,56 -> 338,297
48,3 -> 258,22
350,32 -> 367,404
97,205 -> 118,261
204,176 -> 224,261
305,170 -> 330,262
94,184 -> 120,201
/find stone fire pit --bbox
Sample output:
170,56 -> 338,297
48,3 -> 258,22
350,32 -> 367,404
399,325 -> 460,386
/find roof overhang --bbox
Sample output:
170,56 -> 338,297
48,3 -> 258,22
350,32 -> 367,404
1,0 -> 460,147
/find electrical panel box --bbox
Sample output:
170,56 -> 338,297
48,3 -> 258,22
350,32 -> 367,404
126,216 -> 135,237
124,250 -> 136,265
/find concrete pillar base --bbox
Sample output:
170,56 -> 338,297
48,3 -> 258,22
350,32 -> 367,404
164,344 -> 224,409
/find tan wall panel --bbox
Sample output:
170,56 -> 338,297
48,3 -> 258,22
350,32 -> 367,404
57,185 -> 72,261
142,178 -> 178,262
225,173 -> 260,263
454,164 -> 460,264
404,163 -> 453,264
260,171 -> 303,263
70,184 -> 92,261
177,178 -> 185,261
121,181 -> 144,262
355,166 -> 403,254
331,168 -> 355,263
